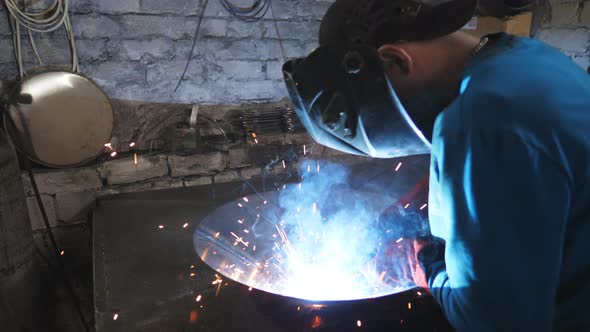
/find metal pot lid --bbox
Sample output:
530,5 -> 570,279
3,70 -> 113,167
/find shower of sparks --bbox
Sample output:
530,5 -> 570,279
183,223 -> 190,229
420,203 -> 428,210
195,161 -> 422,301
395,162 -> 402,172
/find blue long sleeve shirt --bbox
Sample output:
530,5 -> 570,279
427,33 -> 590,332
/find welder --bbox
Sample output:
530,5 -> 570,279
282,0 -> 590,331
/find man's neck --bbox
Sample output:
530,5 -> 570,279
432,32 -> 482,105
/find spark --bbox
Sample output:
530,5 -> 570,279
307,165 -> 311,173
312,202 -> 317,214
408,302 -> 412,310
357,320 -> 362,327
183,223 -> 189,229
190,265 -> 195,269
238,203 -> 243,208
243,197 -> 249,202
282,160 -> 286,168
129,142 -> 136,147
312,304 -> 325,309
263,201 -> 268,205
303,145 -> 307,155
134,153 -> 138,165
298,182 -> 302,189
243,229 -> 250,234
253,245 -> 256,251
110,151 -> 117,157
196,295 -> 202,302
104,143 -> 113,150
237,219 -> 244,224
420,203 -> 428,210
251,133 -> 257,138
113,313 -> 119,320
214,232 -> 220,238
378,271 -> 387,283
404,203 -> 410,209
59,250 -> 65,256
417,291 -> 422,296
248,287 -> 253,291
158,225 -> 164,229
316,161 -> 321,173
396,238 -> 404,243
254,139 -> 259,144
395,162 -> 403,172
190,272 -> 196,277
297,306 -> 301,311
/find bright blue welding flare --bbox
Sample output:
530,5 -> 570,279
194,161 -> 424,301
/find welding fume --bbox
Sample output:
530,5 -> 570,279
280,0 -> 590,331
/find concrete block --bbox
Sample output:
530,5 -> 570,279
548,1 -> 590,27
229,147 -> 252,168
119,15 -> 197,39
194,39 -> 283,60
168,152 -> 227,177
201,18 -> 228,37
275,21 -> 320,40
184,176 -> 213,187
55,192 -> 96,223
141,0 -> 200,14
0,39 -> 14,63
121,38 -> 176,61
72,15 -> 122,39
239,167 -> 262,180
22,168 -> 102,195
535,28 -> 590,54
113,177 -> 185,194
82,61 -> 146,88
214,170 -> 240,183
265,60 -> 285,80
75,39 -> 110,63
209,79 -> 287,102
227,20 -> 276,39
98,154 -> 169,185
96,0 -> 141,13
26,195 -> 59,230
217,60 -> 266,81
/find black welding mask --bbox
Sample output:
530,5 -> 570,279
283,46 -> 431,158
282,0 -> 478,158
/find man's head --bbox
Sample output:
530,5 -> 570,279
282,0 -> 479,158
319,0 -> 479,136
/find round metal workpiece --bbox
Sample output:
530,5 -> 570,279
195,188 -> 419,302
3,71 -> 113,167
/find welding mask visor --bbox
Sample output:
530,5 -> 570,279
283,45 -> 430,158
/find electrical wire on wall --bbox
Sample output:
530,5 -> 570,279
4,0 -> 79,78
2,1 -> 88,330
174,0 -> 287,93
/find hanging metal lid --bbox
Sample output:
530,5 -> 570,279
3,70 -> 113,167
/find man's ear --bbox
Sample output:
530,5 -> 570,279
377,44 -> 413,76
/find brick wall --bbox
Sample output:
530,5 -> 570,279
534,0 -> 590,70
0,0 -> 334,103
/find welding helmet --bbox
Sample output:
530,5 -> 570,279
282,0 -> 477,158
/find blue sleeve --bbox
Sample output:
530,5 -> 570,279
427,129 -> 571,332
